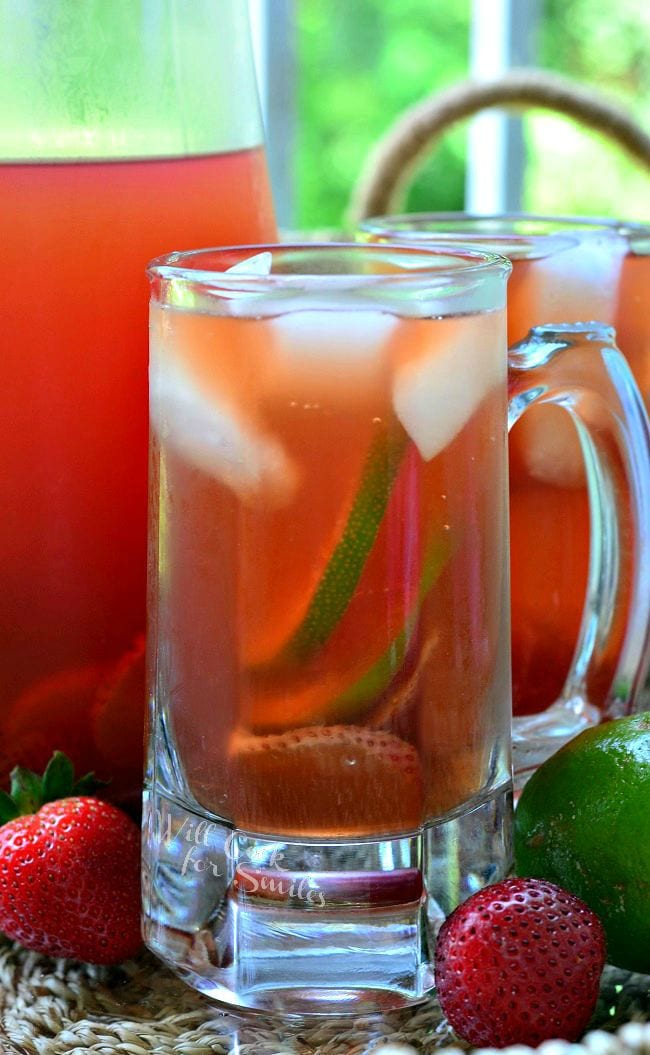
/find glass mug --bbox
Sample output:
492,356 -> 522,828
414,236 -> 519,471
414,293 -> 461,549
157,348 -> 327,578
0,0 -> 275,805
143,243 -> 650,1014
359,214 -> 650,782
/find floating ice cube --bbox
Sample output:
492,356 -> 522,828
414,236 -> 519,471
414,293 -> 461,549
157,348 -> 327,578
512,385 -> 611,490
512,404 -> 586,489
393,314 -> 506,461
215,252 -> 275,317
267,309 -> 396,406
273,310 -> 397,366
225,251 -> 273,276
509,234 -> 624,487
150,347 -> 297,504
530,235 -> 625,325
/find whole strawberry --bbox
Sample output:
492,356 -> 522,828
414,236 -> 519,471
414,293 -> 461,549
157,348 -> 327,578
0,752 -> 141,964
435,877 -> 606,1048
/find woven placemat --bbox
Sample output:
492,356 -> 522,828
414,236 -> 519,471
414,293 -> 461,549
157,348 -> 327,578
0,939 -> 648,1055
0,940 -> 453,1055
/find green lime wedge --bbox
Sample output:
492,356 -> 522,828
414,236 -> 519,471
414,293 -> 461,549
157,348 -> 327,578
330,530 -> 452,715
274,426 -> 407,665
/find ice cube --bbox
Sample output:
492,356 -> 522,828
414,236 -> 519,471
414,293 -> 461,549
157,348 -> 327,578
511,404 -> 586,489
273,310 -> 397,366
217,252 -> 274,317
150,348 -> 297,504
268,309 -> 396,407
225,251 -> 273,276
393,314 -> 506,461
530,235 -> 625,325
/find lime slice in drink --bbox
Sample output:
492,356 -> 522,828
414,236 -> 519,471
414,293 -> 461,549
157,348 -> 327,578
331,529 -> 451,711
240,309 -> 397,666
272,426 -> 407,665
243,524 -> 451,733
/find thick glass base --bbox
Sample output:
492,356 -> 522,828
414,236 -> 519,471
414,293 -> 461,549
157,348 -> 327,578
512,696 -> 601,792
142,782 -> 512,1016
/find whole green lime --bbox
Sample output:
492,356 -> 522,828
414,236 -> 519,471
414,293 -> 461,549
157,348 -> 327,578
515,712 -> 650,973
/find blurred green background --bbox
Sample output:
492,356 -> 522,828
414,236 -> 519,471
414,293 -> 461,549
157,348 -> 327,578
295,0 -> 650,227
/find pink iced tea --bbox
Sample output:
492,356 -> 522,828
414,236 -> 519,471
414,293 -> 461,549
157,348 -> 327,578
148,260 -> 511,838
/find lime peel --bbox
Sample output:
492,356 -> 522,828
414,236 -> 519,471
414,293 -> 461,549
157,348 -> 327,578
514,711 -> 650,975
333,531 -> 452,710
269,426 -> 407,666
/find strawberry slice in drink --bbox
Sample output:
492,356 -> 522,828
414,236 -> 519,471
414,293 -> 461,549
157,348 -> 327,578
224,725 -> 424,837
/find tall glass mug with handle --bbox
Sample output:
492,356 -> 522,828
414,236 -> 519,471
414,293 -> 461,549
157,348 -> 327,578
0,0 -> 275,804
143,243 -> 650,1014
359,214 -> 650,783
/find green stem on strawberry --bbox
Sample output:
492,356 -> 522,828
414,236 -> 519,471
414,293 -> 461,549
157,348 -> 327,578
0,752 -> 108,824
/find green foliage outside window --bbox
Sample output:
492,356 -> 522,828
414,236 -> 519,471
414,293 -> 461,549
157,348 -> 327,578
296,0 -> 470,228
295,0 -> 650,228
528,0 -> 650,219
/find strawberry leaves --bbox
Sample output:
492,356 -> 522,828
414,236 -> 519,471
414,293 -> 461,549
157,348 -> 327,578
0,792 -> 19,825
0,752 -> 109,824
10,766 -> 42,815
41,750 -> 76,801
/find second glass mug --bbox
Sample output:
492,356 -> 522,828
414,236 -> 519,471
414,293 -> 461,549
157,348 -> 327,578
360,214 -> 650,782
143,243 -> 650,1014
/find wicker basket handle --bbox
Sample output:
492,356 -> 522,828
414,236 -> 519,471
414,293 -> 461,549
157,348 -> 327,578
348,68 -> 650,223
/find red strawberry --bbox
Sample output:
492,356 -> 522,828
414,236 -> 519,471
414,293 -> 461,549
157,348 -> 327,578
0,752 -> 141,965
435,877 -> 606,1048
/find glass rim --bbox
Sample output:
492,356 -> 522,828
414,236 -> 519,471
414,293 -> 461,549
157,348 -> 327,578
146,241 -> 512,290
358,211 -> 648,239
358,213 -> 650,259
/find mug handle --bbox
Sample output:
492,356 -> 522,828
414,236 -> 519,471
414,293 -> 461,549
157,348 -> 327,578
507,322 -> 650,787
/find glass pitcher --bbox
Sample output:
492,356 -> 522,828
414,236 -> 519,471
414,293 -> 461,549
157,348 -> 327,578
0,0 -> 276,807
